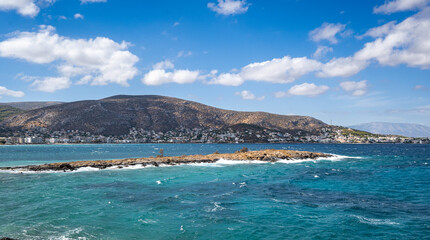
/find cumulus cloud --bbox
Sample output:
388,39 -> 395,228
0,25 -> 139,92
313,45 -> 333,59
276,83 -> 329,97
340,80 -> 368,96
210,56 -> 322,86
240,56 -> 322,83
142,60 -> 200,85
235,90 -> 265,100
374,0 -> 429,14
210,73 -> 244,86
0,0 -> 39,17
0,86 -> 25,97
208,0 -> 249,15
210,9 -> 430,85
31,77 -> 71,92
152,60 -> 174,70
355,7 -> 430,69
309,22 -> 346,44
317,57 -> 369,78
211,8 -> 430,84
74,13 -> 84,19
359,21 -> 397,39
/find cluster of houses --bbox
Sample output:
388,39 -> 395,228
0,127 -> 428,145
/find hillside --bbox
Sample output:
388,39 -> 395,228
349,122 -> 430,138
0,101 -> 64,111
0,105 -> 25,122
0,95 -> 327,136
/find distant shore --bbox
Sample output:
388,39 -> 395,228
0,149 -> 331,172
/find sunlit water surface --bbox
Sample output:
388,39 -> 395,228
0,144 -> 429,239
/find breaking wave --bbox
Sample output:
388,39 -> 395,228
0,154 -> 364,174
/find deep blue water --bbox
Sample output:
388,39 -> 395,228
0,144 -> 429,239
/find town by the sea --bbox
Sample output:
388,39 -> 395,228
1,143 -> 429,239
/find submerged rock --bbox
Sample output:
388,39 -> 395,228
0,149 -> 331,172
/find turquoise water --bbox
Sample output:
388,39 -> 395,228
1,144 -> 429,239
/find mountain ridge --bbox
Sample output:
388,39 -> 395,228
0,95 -> 328,136
0,101 -> 64,110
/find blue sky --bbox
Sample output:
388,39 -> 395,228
0,0 -> 429,126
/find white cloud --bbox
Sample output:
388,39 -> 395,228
152,60 -> 174,70
81,0 -> 107,3
209,8 -> 430,83
276,83 -> 329,97
210,54 -> 368,86
30,76 -> 71,92
0,25 -> 139,92
142,61 -> 200,85
173,22 -> 180,27
317,57 -> 369,78
235,90 -> 265,100
142,69 -> 200,86
177,50 -> 192,58
309,22 -> 346,44
355,7 -> 430,69
340,80 -> 368,96
74,13 -> 84,19
0,86 -> 25,97
0,0 -> 39,17
313,45 -> 333,58
208,0 -> 249,15
374,0 -> 429,14
209,56 -> 322,86
359,21 -> 397,39
240,56 -> 323,83
210,73 -> 244,86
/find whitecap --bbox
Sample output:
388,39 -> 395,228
138,218 -> 157,224
207,202 -> 225,212
277,154 -> 363,164
0,153 -> 364,174
215,159 -> 266,165
353,215 -> 400,226
74,167 -> 99,172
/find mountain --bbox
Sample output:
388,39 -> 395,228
0,101 -> 64,111
349,122 -> 430,138
0,105 -> 25,122
0,95 -> 327,136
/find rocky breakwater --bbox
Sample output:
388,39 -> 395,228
0,149 -> 331,172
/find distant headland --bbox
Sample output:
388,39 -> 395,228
0,95 -> 428,144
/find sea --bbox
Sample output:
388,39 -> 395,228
0,143 -> 429,239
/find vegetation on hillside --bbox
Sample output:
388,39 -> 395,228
340,127 -> 405,138
0,105 -> 25,122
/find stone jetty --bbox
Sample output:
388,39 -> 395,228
0,149 -> 331,172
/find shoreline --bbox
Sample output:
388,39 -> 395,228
0,149 -> 331,172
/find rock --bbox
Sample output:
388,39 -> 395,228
0,149 -> 331,172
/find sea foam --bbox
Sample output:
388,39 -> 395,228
0,154 -> 363,174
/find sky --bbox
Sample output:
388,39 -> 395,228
0,0 -> 429,127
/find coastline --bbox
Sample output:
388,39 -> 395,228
0,149 -> 331,172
